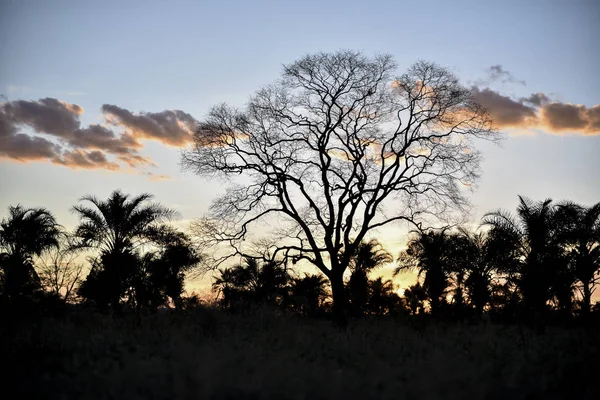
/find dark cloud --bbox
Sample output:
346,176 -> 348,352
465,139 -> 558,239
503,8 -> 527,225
53,149 -> 120,170
68,124 -> 152,167
0,99 -> 176,171
470,86 -> 600,135
69,124 -> 139,154
486,65 -> 526,86
1,98 -> 83,137
541,103 -> 600,134
102,104 -> 197,146
0,131 -> 60,161
471,87 -> 537,127
520,93 -> 551,107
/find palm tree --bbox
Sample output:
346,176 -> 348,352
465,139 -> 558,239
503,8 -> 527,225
212,257 -> 289,308
0,205 -> 61,303
368,277 -> 400,315
72,190 -> 175,308
452,228 -> 498,316
482,196 -> 571,317
402,282 -> 427,315
289,273 -> 329,316
395,230 -> 452,316
347,239 -> 393,316
144,229 -> 201,310
72,190 -> 175,254
554,201 -> 600,315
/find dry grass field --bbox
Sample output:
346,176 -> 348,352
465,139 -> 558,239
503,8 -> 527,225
3,307 -> 598,400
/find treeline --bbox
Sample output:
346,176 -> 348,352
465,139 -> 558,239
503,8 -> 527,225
0,190 -> 200,314
1,191 -> 599,325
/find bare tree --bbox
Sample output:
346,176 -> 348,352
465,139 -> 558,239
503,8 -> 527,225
182,50 -> 498,318
36,234 -> 85,303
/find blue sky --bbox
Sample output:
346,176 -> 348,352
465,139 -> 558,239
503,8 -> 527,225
1,0 -> 599,289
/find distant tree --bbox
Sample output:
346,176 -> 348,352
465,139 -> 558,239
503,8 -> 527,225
554,201 -> 600,315
368,277 -> 401,315
402,282 -> 427,315
183,50 -> 498,321
72,190 -> 175,309
289,273 -> 329,316
212,257 -> 289,308
347,239 -> 393,316
0,205 -> 61,306
145,229 -> 201,310
36,234 -> 84,303
395,230 -> 453,315
452,228 -> 498,316
483,196 -> 571,318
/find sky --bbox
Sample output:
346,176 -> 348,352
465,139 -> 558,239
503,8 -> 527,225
1,0 -> 599,292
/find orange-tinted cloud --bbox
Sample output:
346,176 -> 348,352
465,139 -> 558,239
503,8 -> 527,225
1,98 -> 82,137
471,87 -> 600,135
471,87 -> 537,128
540,103 -> 600,135
102,104 -> 197,146
53,149 -> 120,170
1,98 -> 196,174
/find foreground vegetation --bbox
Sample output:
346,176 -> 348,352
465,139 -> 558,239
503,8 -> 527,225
1,189 -> 599,398
3,306 -> 599,400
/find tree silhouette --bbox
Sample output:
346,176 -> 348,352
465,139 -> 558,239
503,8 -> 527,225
149,230 -> 201,310
0,205 -> 61,306
402,282 -> 427,315
483,196 -> 571,318
347,239 -> 393,316
72,190 -> 175,309
183,50 -> 498,320
212,257 -> 289,309
554,201 -> 600,315
368,277 -> 400,315
452,228 -> 497,316
36,234 -> 84,303
396,230 -> 453,316
288,273 -> 329,316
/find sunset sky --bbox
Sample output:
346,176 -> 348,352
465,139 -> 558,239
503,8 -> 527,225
1,0 -> 598,291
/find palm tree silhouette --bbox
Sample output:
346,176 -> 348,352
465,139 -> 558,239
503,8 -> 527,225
483,196 -> 570,319
368,277 -> 400,315
554,201 -> 600,315
0,205 -> 61,305
143,229 -> 201,310
402,282 -> 427,315
395,230 -> 452,316
212,257 -> 289,308
452,228 -> 497,317
289,273 -> 329,316
72,190 -> 175,309
347,239 -> 393,316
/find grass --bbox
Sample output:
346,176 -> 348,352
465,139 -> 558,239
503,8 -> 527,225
3,306 -> 598,400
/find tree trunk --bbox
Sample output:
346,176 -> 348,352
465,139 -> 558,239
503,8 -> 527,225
329,270 -> 348,329
582,282 -> 591,315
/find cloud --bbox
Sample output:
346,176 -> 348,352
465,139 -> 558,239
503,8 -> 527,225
541,103 -> 600,134
487,65 -> 526,86
471,87 -> 537,128
471,87 -> 600,135
474,65 -> 526,87
1,97 -> 83,137
102,104 -> 197,146
143,172 -> 172,181
0,131 -> 60,161
520,93 -> 551,107
53,149 -> 120,170
0,98 -> 196,174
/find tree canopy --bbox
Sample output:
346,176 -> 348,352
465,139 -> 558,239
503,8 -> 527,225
182,50 -> 499,316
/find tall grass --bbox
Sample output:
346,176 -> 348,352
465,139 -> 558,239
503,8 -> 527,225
3,307 -> 598,400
